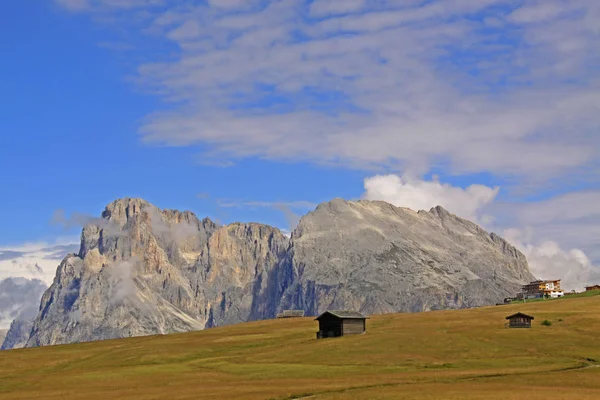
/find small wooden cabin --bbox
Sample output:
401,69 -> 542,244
276,310 -> 305,318
585,285 -> 600,292
315,310 -> 368,339
505,312 -> 534,328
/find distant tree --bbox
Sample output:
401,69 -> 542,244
541,320 -> 552,326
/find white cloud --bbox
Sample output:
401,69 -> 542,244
0,277 -> 48,330
51,209 -> 126,238
362,174 -> 498,222
207,0 -> 256,10
508,2 -> 565,23
56,0 -> 164,12
53,0 -> 600,183
147,207 -> 199,242
0,240 -> 80,285
309,0 -> 366,17
506,191 -> 600,224
106,258 -> 138,305
503,229 -> 598,292
488,190 -> 600,265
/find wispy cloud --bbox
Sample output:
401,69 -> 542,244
53,0 -> 600,183
51,209 -> 126,238
106,258 -> 139,306
216,199 -> 316,231
308,0 -> 366,17
0,277 -> 48,330
56,0 -> 164,12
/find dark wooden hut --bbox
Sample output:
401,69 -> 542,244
315,310 -> 368,339
505,312 -> 534,328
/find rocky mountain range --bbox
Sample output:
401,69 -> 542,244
2,197 -> 535,349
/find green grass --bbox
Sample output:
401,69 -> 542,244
1,295 -> 600,399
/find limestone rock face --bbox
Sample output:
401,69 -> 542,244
269,199 -> 534,316
26,198 -> 287,347
0,330 -> 7,347
24,197 -> 534,347
1,319 -> 33,350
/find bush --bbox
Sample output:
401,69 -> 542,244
541,320 -> 552,326
558,318 -> 563,322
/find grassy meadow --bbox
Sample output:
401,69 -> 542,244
1,292 -> 600,399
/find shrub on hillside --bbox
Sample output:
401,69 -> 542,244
541,320 -> 552,326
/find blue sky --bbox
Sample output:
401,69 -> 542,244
0,0 -> 369,243
1,0 -> 599,290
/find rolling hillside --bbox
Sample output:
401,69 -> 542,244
1,293 -> 599,399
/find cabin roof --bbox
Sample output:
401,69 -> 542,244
505,312 -> 534,320
315,310 -> 368,320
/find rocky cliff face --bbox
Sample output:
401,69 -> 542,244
24,197 -> 534,347
1,319 -> 33,350
0,330 -> 6,347
269,199 -> 534,316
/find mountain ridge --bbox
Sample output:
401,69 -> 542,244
6,197 -> 535,349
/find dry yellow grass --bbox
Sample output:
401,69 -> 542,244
1,294 -> 599,399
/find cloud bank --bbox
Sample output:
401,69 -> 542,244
0,241 -> 79,285
53,0 -> 599,182
0,277 -> 48,330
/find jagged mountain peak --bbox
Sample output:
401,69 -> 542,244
14,197 -> 535,349
295,199 -> 464,240
312,198 -> 453,219
428,204 -> 451,217
100,197 -> 216,228
101,197 -> 152,223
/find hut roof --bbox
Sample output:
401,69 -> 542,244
315,310 -> 368,320
505,312 -> 534,320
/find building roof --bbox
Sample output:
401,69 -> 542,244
315,310 -> 368,320
505,312 -> 534,320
